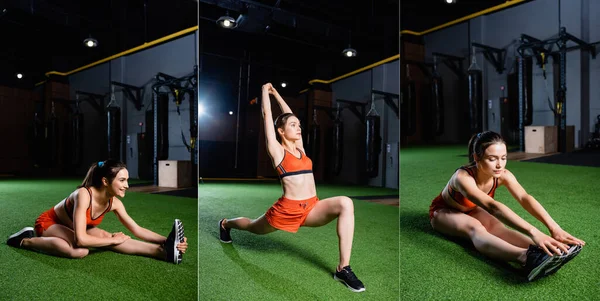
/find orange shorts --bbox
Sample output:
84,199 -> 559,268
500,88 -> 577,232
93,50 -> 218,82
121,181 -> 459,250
428,194 -> 476,220
265,196 -> 319,233
34,207 -> 62,237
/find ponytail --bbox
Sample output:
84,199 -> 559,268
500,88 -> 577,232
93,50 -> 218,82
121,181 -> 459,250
78,159 -> 127,189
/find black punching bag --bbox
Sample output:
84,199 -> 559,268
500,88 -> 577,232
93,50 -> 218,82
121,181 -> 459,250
47,113 -> 58,166
402,65 -> 417,136
157,93 -> 169,160
331,107 -> 344,175
430,70 -> 444,136
71,112 -> 84,166
107,106 -> 121,160
523,57 -> 533,126
307,109 -> 320,168
467,56 -> 483,134
365,112 -> 381,178
32,112 -> 44,166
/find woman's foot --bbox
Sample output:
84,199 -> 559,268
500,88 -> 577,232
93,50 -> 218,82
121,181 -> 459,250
164,219 -> 184,264
545,244 -> 583,275
523,245 -> 563,281
7,227 -> 34,248
333,265 -> 365,292
219,219 -> 232,243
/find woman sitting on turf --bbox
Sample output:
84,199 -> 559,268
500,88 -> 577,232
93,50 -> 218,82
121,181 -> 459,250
218,83 -> 365,293
7,160 -> 188,264
429,131 -> 585,281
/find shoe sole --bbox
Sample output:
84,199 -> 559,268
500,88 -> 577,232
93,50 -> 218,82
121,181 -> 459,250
173,219 -> 183,264
8,227 -> 34,240
527,253 -> 562,282
333,275 -> 366,293
545,245 -> 582,275
218,219 -> 232,243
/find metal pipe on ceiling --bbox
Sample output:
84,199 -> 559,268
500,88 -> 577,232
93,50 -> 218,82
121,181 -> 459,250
36,25 -> 198,86
401,0 -> 527,36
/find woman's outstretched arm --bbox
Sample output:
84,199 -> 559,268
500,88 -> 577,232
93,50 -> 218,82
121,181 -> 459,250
262,83 -> 284,163
270,86 -> 292,114
454,171 -> 570,256
112,198 -> 189,253
502,169 -> 585,246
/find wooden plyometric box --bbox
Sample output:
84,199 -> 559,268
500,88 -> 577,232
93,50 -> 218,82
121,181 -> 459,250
158,160 -> 193,188
525,126 -> 557,154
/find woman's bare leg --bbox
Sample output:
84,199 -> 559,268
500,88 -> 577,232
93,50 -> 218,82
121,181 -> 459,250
302,196 -> 354,271
21,225 -> 89,259
431,209 -> 527,264
468,207 -> 534,248
86,227 -> 165,260
223,214 -> 278,235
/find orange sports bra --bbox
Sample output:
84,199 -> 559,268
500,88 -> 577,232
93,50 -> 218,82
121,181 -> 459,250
64,187 -> 112,227
276,148 -> 313,179
447,166 -> 498,209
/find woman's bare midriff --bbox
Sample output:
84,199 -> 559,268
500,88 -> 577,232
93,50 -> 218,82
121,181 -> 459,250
53,197 -> 74,228
281,173 -> 317,200
441,185 -> 473,213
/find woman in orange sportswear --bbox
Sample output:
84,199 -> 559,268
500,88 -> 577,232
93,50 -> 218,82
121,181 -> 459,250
429,131 -> 585,281
219,83 -> 365,292
7,160 -> 188,264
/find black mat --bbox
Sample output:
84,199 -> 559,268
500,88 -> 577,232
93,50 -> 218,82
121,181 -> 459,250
151,187 -> 198,198
522,148 -> 600,168
350,194 -> 399,200
129,182 -> 154,187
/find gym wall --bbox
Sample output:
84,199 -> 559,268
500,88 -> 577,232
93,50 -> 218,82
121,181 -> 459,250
331,58 -> 399,189
69,33 -> 198,178
421,0 -> 597,148
197,52 -> 250,179
590,0 -> 600,139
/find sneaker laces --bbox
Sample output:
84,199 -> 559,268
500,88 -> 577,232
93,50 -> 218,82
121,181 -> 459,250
342,266 -> 358,281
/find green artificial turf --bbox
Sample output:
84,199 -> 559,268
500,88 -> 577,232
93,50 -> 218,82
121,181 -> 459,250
0,178 -> 198,301
400,145 -> 600,300
198,181 -> 399,300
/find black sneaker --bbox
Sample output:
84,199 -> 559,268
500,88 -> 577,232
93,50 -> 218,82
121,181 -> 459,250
7,227 -> 34,248
545,244 -> 583,275
333,266 -> 365,292
165,219 -> 184,264
523,245 -> 562,281
219,219 -> 232,243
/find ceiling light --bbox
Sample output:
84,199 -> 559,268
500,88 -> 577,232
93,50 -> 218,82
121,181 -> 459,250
446,0 -> 456,3
83,36 -> 98,48
280,82 -> 287,88
217,12 -> 237,29
229,111 -> 234,115
342,47 -> 357,57
16,73 -> 23,79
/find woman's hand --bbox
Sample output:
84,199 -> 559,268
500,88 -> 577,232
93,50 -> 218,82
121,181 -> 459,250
531,230 -> 570,256
550,227 -> 585,246
176,237 -> 188,254
262,83 -> 273,92
111,232 -> 131,245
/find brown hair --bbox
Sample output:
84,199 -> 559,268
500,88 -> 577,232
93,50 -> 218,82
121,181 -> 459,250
78,159 -> 127,189
466,131 -> 505,166
273,112 -> 296,143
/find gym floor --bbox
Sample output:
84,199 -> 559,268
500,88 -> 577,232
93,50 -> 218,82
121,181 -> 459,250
400,145 -> 599,299
198,180 -> 399,300
0,178 -> 198,300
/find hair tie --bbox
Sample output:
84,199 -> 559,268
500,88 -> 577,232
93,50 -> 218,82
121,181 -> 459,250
477,133 -> 481,139
98,161 -> 104,167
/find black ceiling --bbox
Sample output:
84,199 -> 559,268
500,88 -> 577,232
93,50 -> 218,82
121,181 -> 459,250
401,0 -> 531,34
0,0 -> 197,89
198,0 -> 399,93
1,0 -> 399,92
